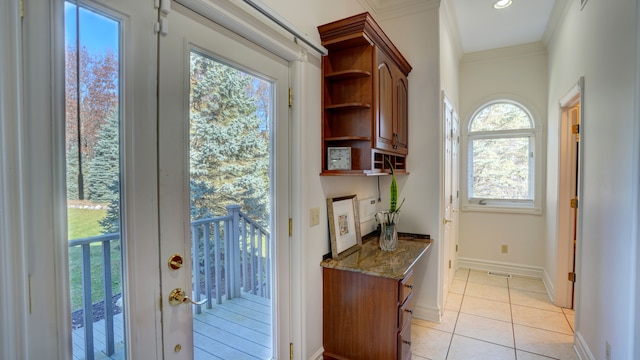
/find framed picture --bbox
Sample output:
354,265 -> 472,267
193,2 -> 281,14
327,195 -> 362,259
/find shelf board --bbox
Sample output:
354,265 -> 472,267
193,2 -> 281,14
320,169 -> 408,176
324,136 -> 371,141
324,70 -> 371,80
324,103 -> 371,110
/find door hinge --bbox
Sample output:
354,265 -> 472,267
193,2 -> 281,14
154,18 -> 169,36
448,260 -> 452,269
288,88 -> 293,107
568,272 -> 576,282
288,218 -> 292,237
449,195 -> 453,204
289,343 -> 293,360
572,124 -> 580,134
20,0 -> 24,19
456,244 -> 458,252
570,198 -> 578,209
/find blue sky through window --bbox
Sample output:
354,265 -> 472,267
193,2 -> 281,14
65,2 -> 118,53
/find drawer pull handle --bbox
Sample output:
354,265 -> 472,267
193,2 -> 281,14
404,284 -> 413,289
404,309 -> 413,315
402,340 -> 412,346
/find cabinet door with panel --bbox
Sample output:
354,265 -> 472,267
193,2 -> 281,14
394,68 -> 409,155
376,50 -> 395,153
375,49 -> 409,155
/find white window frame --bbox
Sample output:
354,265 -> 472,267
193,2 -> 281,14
461,99 -> 543,214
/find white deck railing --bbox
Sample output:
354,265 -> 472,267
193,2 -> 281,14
69,205 -> 270,359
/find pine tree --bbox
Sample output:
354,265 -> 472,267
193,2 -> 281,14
189,53 -> 270,228
87,110 -> 120,203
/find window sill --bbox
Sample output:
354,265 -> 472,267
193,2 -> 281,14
462,203 -> 542,215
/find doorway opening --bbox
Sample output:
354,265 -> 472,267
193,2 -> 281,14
556,78 -> 584,309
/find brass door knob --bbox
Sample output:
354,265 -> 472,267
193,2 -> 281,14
168,288 -> 207,306
443,218 -> 453,224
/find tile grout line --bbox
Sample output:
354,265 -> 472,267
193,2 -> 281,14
508,277 -> 519,360
444,269 -> 470,360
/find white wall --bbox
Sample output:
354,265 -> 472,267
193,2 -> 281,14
546,0 -> 638,358
440,0 -> 462,109
458,44 -> 548,273
261,1 -> 443,357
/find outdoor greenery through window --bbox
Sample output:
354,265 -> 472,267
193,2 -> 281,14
467,101 -> 536,208
64,1 -> 125,358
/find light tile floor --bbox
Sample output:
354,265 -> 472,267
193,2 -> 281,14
411,268 -> 577,360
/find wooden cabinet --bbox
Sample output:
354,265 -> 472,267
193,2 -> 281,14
318,13 -> 412,175
375,50 -> 409,156
322,268 -> 414,360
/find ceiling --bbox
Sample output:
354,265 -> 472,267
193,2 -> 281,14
451,0 -> 556,53
362,0 -> 558,54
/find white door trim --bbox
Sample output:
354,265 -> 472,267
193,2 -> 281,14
555,77 -> 584,309
0,0 -> 29,358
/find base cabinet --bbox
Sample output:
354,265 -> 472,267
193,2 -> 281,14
322,268 -> 414,360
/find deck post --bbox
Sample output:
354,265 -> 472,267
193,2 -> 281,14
102,239 -> 115,356
226,205 -> 242,298
81,244 -> 94,360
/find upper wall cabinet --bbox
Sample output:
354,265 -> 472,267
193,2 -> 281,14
318,12 -> 412,176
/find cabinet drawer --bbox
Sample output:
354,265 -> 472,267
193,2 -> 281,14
398,293 -> 414,329
399,271 -> 414,304
398,320 -> 412,360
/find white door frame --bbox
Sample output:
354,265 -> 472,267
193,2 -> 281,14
555,77 -> 585,308
2,0 -> 318,356
0,0 -> 29,358
439,92 -> 459,314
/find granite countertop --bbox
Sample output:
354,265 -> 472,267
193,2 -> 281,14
320,233 -> 432,279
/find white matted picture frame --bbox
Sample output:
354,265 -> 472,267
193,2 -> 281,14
327,195 -> 362,259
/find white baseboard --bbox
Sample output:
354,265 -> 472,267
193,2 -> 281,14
308,347 -> 324,360
459,257 -> 556,304
542,268 -> 555,303
413,303 -> 441,323
458,257 -> 545,278
574,330 -> 595,360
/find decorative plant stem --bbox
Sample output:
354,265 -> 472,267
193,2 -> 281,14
384,158 -> 404,225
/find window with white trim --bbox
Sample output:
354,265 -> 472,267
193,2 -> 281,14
464,101 -> 541,212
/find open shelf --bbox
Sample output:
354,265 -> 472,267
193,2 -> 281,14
325,69 -> 372,81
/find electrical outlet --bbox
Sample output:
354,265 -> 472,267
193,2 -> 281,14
501,244 -> 508,254
606,341 -> 611,360
310,207 -> 320,227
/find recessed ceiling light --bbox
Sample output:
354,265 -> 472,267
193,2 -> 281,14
494,0 -> 512,9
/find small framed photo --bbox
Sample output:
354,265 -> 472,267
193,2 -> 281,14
327,195 -> 362,259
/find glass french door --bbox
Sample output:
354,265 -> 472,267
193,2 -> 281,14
62,0 -> 160,358
157,2 -> 290,359
64,2 -> 125,357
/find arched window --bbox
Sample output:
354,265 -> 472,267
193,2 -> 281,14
464,101 -> 541,212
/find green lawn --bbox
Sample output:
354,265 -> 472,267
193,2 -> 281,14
67,208 -> 122,311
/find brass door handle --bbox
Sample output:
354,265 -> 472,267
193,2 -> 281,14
168,288 -> 207,306
443,218 -> 452,224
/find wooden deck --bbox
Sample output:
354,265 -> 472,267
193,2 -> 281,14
72,293 -> 272,360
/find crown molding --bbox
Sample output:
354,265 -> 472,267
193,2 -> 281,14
461,41 -> 547,64
542,0 -> 571,48
440,0 -> 463,61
